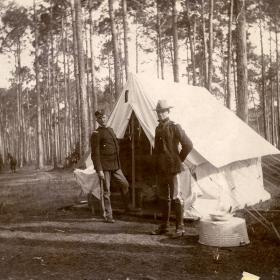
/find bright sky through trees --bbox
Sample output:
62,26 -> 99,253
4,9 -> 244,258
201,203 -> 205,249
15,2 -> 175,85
0,0 -> 271,89
0,0 -> 38,88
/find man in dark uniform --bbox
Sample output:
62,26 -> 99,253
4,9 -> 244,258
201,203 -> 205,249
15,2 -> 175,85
152,100 -> 194,237
91,110 -> 130,223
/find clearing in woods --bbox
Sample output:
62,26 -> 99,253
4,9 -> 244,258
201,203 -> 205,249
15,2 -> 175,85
0,163 -> 279,280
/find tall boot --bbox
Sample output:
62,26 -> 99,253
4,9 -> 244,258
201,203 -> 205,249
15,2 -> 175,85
151,199 -> 171,235
172,201 -> 185,238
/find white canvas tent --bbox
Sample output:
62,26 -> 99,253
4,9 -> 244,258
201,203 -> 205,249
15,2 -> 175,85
74,72 -> 279,218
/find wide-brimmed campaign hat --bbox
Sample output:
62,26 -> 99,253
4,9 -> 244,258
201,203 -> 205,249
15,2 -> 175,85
153,99 -> 173,112
95,109 -> 106,118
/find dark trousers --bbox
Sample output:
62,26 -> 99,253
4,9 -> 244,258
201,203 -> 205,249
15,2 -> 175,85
157,173 -> 184,229
100,169 -> 129,219
157,173 -> 184,203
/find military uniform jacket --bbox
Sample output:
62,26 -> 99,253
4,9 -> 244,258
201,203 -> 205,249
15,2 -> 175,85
153,118 -> 193,175
91,126 -> 121,171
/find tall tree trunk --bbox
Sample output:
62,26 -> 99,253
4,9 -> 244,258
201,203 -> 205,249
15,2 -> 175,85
207,0 -> 214,91
55,73 -> 62,163
117,24 -> 124,88
220,40 -> 227,100
22,106 -> 27,163
276,28 -> 280,148
25,89 -> 30,162
34,0 -> 44,168
89,6 -> 97,129
66,35 -> 74,149
75,0 -> 90,155
156,7 -> 159,78
234,0 -> 248,122
135,16 -> 139,73
269,26 -> 275,144
122,0 -> 129,80
186,37 -> 190,83
185,0 -> 196,85
251,91 -> 260,133
54,38 -> 62,164
201,0 -> 208,86
46,52 -> 52,164
41,99 -> 47,162
14,52 -> 20,164
71,1 -> 82,153
226,0 -> 233,109
156,36 -> 160,78
108,0 -> 122,97
17,40 -> 25,167
108,54 -> 114,110
47,106 -> 52,164
169,37 -> 174,69
172,0 -> 179,82
0,102 -> 5,161
193,16 -> 197,78
50,2 -> 58,168
156,0 -> 164,79
16,44 -> 21,166
62,17 -> 70,158
84,17 -> 92,133
259,18 -> 267,139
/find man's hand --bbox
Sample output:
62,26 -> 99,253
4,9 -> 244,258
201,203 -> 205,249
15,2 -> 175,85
97,171 -> 105,181
184,160 -> 196,175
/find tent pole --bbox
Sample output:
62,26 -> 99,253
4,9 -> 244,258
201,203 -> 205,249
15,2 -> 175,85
131,113 -> 136,208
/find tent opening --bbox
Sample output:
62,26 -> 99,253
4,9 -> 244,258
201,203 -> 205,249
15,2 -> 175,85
118,114 -> 157,206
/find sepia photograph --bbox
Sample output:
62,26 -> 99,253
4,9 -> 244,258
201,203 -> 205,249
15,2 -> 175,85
0,0 -> 279,279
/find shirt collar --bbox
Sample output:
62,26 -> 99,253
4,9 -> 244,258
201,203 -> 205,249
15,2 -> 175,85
158,117 -> 170,124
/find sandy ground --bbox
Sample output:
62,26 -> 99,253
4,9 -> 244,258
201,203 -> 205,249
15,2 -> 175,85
0,167 -> 279,280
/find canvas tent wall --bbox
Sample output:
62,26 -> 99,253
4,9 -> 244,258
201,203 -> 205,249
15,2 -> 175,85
78,73 -> 279,218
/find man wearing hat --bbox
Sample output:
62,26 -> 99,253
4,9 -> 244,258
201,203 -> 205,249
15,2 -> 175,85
152,100 -> 193,237
91,110 -> 131,223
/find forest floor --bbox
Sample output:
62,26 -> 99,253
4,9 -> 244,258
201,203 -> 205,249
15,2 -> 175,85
0,167 -> 279,280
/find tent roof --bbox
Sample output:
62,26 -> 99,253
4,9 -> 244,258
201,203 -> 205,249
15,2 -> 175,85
107,73 -> 279,168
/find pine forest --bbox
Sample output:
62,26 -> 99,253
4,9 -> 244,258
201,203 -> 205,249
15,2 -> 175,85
0,0 -> 279,169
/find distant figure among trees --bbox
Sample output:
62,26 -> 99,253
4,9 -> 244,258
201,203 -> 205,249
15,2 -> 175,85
7,153 -> 17,173
64,144 -> 81,169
